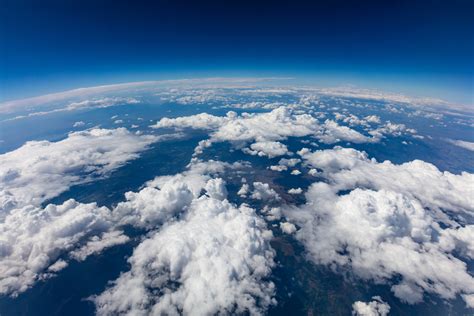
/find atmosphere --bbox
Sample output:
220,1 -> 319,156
1,0 -> 473,103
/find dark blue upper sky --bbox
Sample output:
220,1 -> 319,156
1,0 -> 473,103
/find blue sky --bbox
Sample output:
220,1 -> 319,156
1,0 -> 473,104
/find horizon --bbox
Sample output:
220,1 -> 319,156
1,0 -> 473,105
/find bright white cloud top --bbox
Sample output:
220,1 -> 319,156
284,147 -> 474,306
0,128 -> 157,209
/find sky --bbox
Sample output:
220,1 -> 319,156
1,0 -> 473,104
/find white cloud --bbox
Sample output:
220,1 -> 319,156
0,199 -> 115,296
270,165 -> 288,172
364,115 -> 381,124
237,183 -> 250,197
298,147 -> 474,215
447,139 -> 474,152
285,147 -> 474,306
153,107 -> 381,155
245,141 -> 289,158
0,158 -> 253,297
69,230 -> 130,262
156,112 -> 229,131
0,128 -> 157,208
369,122 -> 417,139
94,180 -> 276,315
73,121 -> 85,127
280,222 -> 297,234
0,78 -> 283,115
288,187 -> 303,194
251,182 -> 280,201
352,296 -> 390,316
5,97 -> 141,122
278,158 -> 301,167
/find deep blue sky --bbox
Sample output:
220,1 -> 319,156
1,0 -> 473,103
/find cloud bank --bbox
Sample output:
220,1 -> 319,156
284,147 -> 474,306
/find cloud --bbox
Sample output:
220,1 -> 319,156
314,86 -> 470,113
0,78 -> 285,115
0,128 -> 158,208
318,120 -> 372,144
280,222 -> 297,234
0,158 -> 252,297
288,188 -> 303,194
284,147 -> 474,306
352,296 -> 390,316
153,107 -> 380,158
298,146 -> 474,215
251,182 -> 281,201
0,199 -> 115,296
94,179 -> 276,315
73,121 -> 85,127
244,141 -> 289,158
446,139 -> 474,152
69,230 -> 130,262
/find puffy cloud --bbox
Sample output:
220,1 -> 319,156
0,199 -> 115,296
270,165 -> 287,172
364,115 -> 381,124
278,158 -> 301,167
318,120 -> 372,144
280,222 -> 297,234
244,141 -> 289,158
73,121 -> 85,127
114,160 -> 241,229
0,128 -> 157,208
153,107 -> 380,157
298,147 -> 474,215
251,182 -> 281,201
288,188 -> 303,194
0,158 -> 252,297
94,183 -> 276,315
369,122 -> 417,139
352,296 -> 390,316
237,183 -> 250,197
285,147 -> 474,306
154,112 -> 229,131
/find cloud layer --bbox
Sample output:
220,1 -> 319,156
284,147 -> 474,306
94,165 -> 276,315
0,128 -> 157,209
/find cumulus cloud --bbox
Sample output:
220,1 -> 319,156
288,187 -> 303,194
285,147 -> 474,306
352,296 -> 390,316
0,199 -> 115,296
298,147 -> 474,215
244,141 -> 289,158
0,158 -> 252,297
0,128 -> 157,208
153,107 -> 381,157
280,222 -> 297,234
94,180 -> 276,315
251,182 -> 281,201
